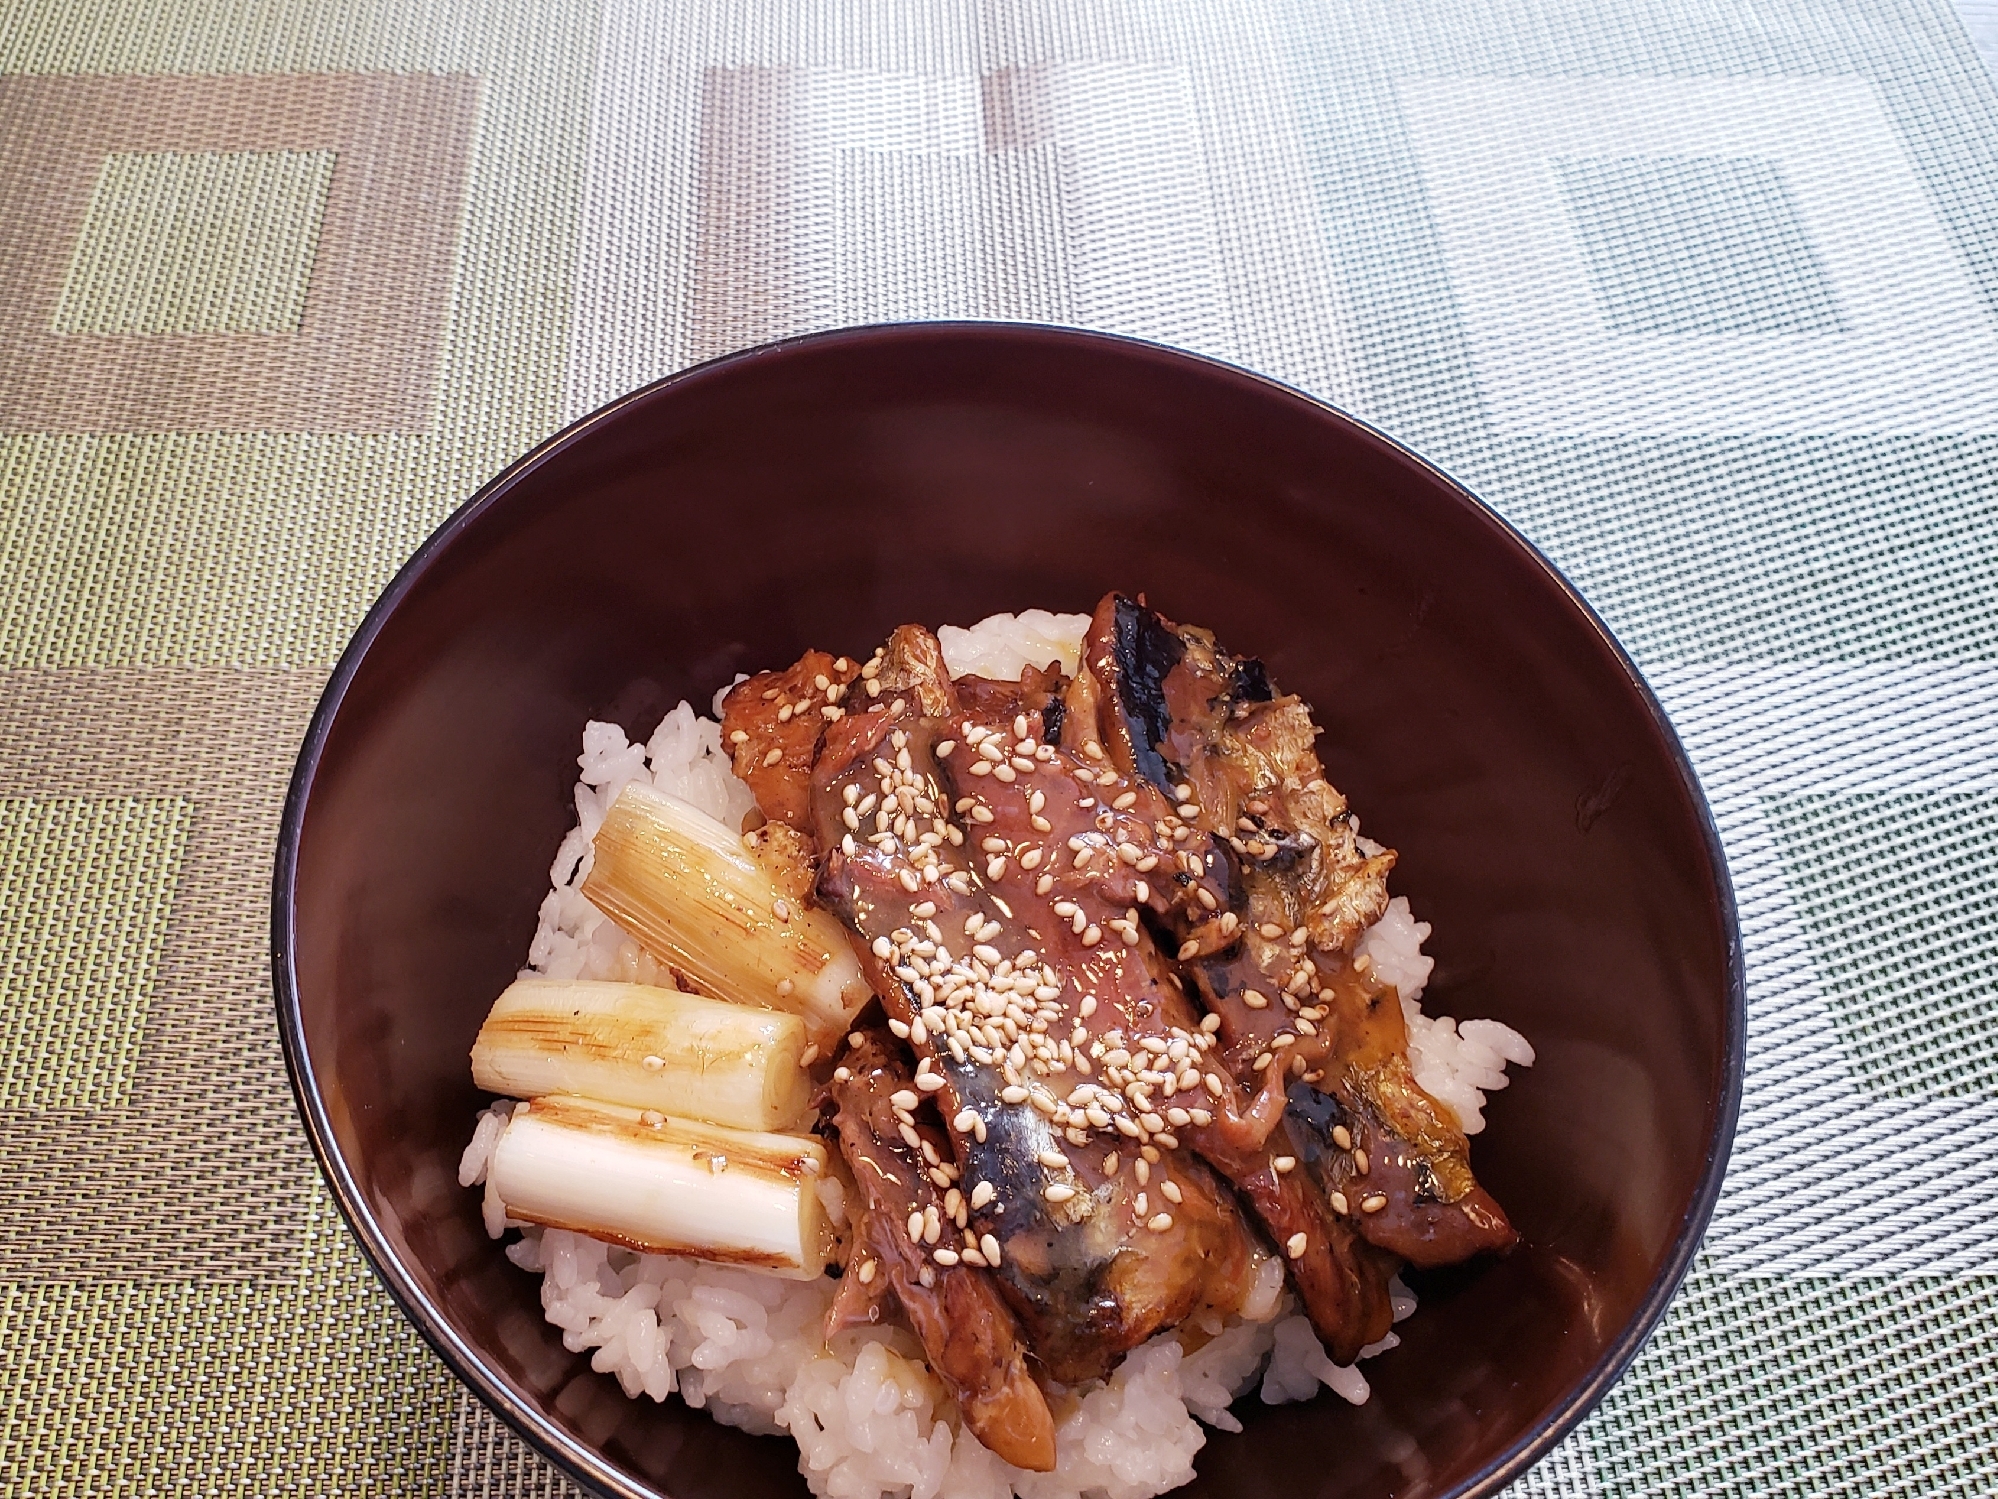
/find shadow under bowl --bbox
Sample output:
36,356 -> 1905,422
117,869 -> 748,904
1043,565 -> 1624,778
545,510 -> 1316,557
274,323 -> 1743,1499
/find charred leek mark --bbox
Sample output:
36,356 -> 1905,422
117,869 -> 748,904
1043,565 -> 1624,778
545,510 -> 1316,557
486,1095 -> 833,1278
584,782 -> 869,1043
471,978 -> 814,1132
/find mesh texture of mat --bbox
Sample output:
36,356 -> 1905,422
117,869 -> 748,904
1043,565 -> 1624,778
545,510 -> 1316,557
2,0 -> 1996,1494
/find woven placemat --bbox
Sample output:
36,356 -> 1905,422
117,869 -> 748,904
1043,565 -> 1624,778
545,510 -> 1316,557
3,0 -> 1996,1494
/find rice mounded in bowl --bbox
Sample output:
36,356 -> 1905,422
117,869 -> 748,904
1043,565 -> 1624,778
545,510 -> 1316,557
459,609 -> 1531,1499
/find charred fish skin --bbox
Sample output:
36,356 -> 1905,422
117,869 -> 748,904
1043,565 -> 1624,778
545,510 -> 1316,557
808,652 -> 1259,1383
1084,593 -> 1516,1267
825,1032 -> 1056,1472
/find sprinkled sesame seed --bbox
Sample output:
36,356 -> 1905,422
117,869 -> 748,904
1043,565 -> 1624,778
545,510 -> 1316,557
981,1233 -> 1003,1264
933,1247 -> 960,1267
1080,925 -> 1102,948
1361,1194 -> 1388,1214
1160,1179 -> 1183,1204
1147,1213 -> 1174,1232
762,747 -> 784,767
970,1181 -> 996,1208
1273,1155 -> 1297,1173
1330,1191 -> 1350,1214
935,740 -> 956,758
1044,1183 -> 1077,1204
1242,990 -> 1269,1010
1286,1232 -> 1308,1259
642,1054 -> 665,1071
1331,1125 -> 1352,1150
799,1044 -> 820,1066
1112,791 -> 1138,810
1354,1149 -> 1370,1174
1178,940 -> 1201,960
858,1258 -> 877,1284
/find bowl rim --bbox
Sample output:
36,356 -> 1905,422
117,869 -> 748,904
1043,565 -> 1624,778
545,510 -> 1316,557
271,320 -> 1746,1499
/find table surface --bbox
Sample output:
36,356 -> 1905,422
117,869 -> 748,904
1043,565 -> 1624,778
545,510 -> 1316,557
3,0 -> 1997,1494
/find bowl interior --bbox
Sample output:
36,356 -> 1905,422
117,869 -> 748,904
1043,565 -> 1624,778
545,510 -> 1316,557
279,325 -> 1739,1499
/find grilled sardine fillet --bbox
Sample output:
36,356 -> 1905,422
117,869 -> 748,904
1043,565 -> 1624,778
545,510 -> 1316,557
809,633 -> 1260,1383
1075,593 -> 1516,1273
824,1030 -> 1056,1472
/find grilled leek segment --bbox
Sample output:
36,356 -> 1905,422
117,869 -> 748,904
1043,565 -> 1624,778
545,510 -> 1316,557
470,979 -> 813,1131
583,782 -> 869,1041
486,1095 -> 834,1278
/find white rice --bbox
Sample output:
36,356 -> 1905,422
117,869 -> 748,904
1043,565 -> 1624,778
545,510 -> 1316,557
488,613 -> 1531,1499
936,610 -> 1093,684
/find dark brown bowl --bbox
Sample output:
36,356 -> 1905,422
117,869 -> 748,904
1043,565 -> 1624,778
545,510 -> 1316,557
274,323 -> 1742,1499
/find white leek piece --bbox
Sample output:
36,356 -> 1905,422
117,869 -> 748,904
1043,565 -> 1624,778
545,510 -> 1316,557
584,782 -> 869,1040
471,979 -> 812,1131
487,1095 -> 833,1278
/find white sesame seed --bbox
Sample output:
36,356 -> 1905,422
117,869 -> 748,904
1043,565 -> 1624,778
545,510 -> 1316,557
1332,1125 -> 1352,1150
936,740 -> 956,758
933,1248 -> 960,1266
981,1233 -> 1003,1265
1160,1179 -> 1184,1204
906,1211 -> 925,1240
970,1180 -> 996,1209
1147,1213 -> 1174,1232
1354,1149 -> 1370,1175
1286,1232 -> 1308,1259
1273,1155 -> 1297,1173
762,747 -> 784,767
1242,990 -> 1269,1010
1044,1183 -> 1076,1204
858,1258 -> 877,1284
641,1054 -> 665,1071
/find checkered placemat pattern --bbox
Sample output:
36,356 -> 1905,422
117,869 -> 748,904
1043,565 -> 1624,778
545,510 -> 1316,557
3,0 -> 1996,1494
